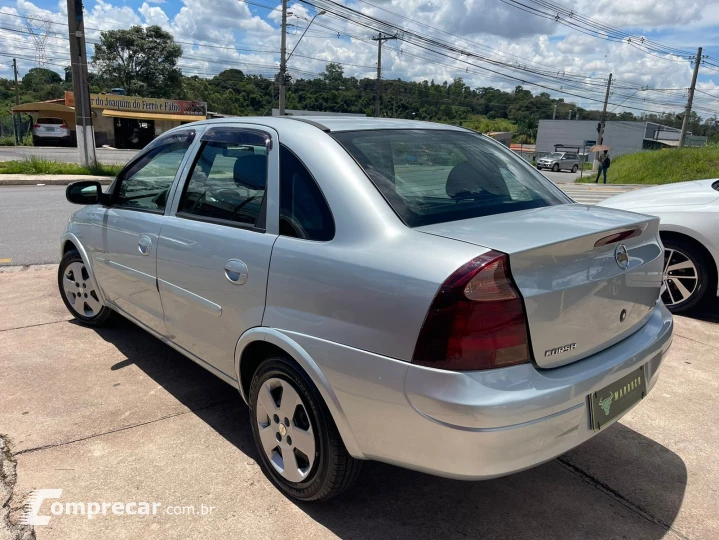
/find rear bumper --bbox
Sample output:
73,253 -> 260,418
286,302 -> 673,480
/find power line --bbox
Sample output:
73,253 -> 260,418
299,0 -> 719,116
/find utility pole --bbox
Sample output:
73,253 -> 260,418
278,0 -> 288,116
679,47 -> 702,148
12,58 -> 20,146
594,73 -> 612,171
597,73 -> 612,146
372,32 -> 397,117
67,0 -> 96,167
568,109 -> 572,120
552,104 -> 557,120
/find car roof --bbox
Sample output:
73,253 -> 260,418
193,116 -> 470,134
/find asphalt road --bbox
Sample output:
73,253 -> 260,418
0,145 -> 138,165
0,186 -> 75,266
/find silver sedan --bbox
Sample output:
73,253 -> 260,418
59,117 -> 672,501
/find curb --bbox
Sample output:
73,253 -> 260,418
0,177 -> 113,186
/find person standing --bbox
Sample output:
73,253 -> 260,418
595,150 -> 610,184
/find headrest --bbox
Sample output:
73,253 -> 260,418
446,161 -> 480,199
445,159 -> 507,199
233,155 -> 267,190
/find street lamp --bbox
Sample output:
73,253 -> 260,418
286,11 -> 326,63
279,9 -> 326,116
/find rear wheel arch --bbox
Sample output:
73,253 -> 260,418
235,330 -> 365,459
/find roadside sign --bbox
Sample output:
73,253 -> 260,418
584,139 -> 596,147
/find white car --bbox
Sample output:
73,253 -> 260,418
599,179 -> 719,313
32,116 -> 73,147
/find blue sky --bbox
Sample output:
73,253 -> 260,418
2,0 -> 719,116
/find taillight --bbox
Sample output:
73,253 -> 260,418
33,123 -> 40,129
60,123 -> 68,129
412,251 -> 530,371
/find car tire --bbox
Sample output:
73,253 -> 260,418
552,164 -> 559,172
57,250 -> 113,326
661,238 -> 711,314
249,357 -> 362,501
571,165 -> 579,173
536,166 -> 542,170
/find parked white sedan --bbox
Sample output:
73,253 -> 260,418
599,179 -> 719,313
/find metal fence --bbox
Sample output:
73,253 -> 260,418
0,115 -> 32,143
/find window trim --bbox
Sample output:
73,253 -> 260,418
173,131 -> 271,233
279,144 -> 336,242
175,210 -> 266,233
109,128 -> 197,213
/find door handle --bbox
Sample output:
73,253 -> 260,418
138,235 -> 152,256
225,259 -> 249,285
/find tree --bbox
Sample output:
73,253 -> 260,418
92,25 -> 183,98
322,63 -> 344,86
21,68 -> 62,92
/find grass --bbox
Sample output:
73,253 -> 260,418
577,145 -> 719,185
0,156 -> 121,176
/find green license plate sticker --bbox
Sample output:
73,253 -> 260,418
590,364 -> 647,431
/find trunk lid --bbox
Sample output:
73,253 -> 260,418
417,204 -> 664,368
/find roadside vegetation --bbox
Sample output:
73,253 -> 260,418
3,25 -> 719,146
0,157 -> 121,176
577,144 -> 719,185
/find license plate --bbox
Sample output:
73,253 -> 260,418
46,127 -> 56,132
590,364 -> 647,431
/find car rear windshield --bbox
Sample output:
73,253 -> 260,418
332,129 -> 568,227
37,118 -> 64,124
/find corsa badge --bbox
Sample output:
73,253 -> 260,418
544,342 -> 577,357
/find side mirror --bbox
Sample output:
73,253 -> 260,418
66,181 -> 104,205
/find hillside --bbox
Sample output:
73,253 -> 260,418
3,64 -> 717,146
578,145 -> 719,184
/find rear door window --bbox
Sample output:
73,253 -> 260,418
333,129 -> 568,227
177,127 -> 269,228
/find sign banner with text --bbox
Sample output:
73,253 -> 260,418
65,92 -> 207,116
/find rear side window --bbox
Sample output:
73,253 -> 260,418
279,145 -> 334,241
178,128 -> 268,228
333,129 -> 568,227
37,117 -> 64,124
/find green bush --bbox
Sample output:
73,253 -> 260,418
577,145 -> 719,184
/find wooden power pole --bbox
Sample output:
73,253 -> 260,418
679,47 -> 702,148
597,73 -> 612,146
67,0 -> 96,167
372,33 -> 397,117
593,73 -> 612,171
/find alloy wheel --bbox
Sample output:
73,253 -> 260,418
662,248 -> 699,307
61,262 -> 103,317
255,378 -> 316,483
